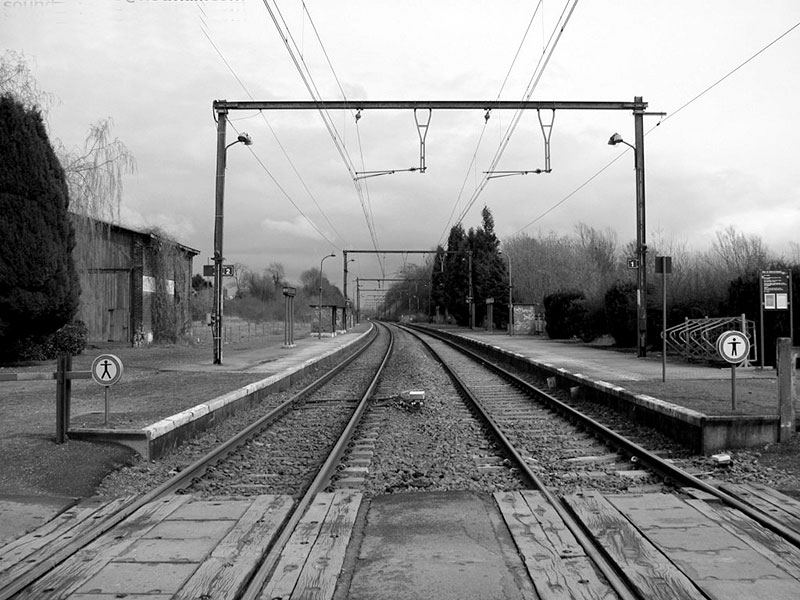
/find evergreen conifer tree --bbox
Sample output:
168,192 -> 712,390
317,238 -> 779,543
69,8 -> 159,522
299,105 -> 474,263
0,95 -> 79,350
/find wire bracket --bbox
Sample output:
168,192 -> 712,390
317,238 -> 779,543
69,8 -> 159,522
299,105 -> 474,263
354,108 -> 432,180
414,108 -> 432,173
485,108 -> 555,179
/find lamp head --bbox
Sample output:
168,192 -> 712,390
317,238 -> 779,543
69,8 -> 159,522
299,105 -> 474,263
237,133 -> 253,145
608,133 -> 624,146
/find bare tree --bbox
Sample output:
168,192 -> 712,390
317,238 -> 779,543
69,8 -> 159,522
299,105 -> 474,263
711,225 -> 769,275
57,119 -> 136,223
0,50 -> 57,113
267,262 -> 286,289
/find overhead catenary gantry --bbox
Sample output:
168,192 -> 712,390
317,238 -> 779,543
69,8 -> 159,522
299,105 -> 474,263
212,98 -> 660,355
214,99 -> 648,181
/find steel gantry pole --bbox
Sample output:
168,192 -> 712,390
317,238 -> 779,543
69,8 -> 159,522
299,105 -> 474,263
634,97 -> 648,358
212,110 -> 228,365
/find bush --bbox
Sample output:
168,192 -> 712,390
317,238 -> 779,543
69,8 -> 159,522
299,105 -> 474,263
604,283 -> 637,347
579,299 -> 607,342
543,290 -> 586,339
9,320 -> 87,362
51,320 -> 88,355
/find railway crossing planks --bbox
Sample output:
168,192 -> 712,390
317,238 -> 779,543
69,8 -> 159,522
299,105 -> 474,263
259,490 -> 362,600
684,494 -> 800,586
717,482 -> 800,534
571,491 -> 800,600
16,494 -> 196,598
563,491 -> 707,600
0,496 -> 130,585
8,495 -> 295,600
494,490 -> 615,599
172,494 -> 294,600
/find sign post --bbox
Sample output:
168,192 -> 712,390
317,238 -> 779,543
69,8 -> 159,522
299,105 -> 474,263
716,331 -> 750,412
91,354 -> 124,426
282,286 -> 297,348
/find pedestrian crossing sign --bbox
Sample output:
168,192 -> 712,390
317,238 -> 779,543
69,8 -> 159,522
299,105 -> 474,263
91,354 -> 124,386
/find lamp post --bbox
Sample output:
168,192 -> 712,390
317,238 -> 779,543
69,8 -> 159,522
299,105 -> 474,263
318,253 -> 335,338
506,253 -> 513,336
468,250 -> 474,329
212,107 -> 252,365
343,255 -> 355,329
608,102 -> 647,357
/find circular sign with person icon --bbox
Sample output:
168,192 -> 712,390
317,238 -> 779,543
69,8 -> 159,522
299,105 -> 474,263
91,354 -> 124,386
716,331 -> 751,365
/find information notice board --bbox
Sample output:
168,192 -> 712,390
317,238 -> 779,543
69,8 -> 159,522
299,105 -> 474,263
759,269 -> 793,367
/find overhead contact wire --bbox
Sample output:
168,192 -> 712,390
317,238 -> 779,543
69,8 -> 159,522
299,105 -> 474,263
515,18 -> 800,234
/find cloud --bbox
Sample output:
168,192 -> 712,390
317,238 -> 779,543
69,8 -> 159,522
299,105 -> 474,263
261,215 -> 328,241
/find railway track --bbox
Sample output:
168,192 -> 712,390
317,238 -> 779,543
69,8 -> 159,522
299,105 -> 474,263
405,324 -> 800,549
0,324 -> 392,600
4,321 -> 800,599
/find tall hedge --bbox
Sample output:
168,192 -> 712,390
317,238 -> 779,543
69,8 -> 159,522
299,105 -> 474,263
543,290 -> 587,339
0,95 -> 80,355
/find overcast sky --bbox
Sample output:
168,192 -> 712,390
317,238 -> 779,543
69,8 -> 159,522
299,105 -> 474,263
3,1 -> 799,292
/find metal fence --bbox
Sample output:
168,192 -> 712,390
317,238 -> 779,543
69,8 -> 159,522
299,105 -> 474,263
188,319 -> 312,344
663,315 -> 757,364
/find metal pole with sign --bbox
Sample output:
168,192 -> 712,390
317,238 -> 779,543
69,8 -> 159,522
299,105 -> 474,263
716,331 -> 750,412
656,256 -> 672,382
282,286 -> 297,348
91,354 -> 124,425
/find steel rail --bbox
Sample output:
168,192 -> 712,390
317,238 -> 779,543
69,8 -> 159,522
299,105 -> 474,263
400,324 -> 641,600
242,322 -> 394,600
414,325 -> 800,551
0,325 -> 379,600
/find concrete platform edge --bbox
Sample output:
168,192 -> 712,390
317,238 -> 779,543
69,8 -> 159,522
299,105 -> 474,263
68,327 -> 375,460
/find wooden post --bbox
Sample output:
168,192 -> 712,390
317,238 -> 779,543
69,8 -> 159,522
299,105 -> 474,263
777,338 -> 796,441
55,355 -> 71,443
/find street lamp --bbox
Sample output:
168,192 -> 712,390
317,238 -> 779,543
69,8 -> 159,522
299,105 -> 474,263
318,252 -> 335,338
343,256 -> 356,329
212,107 -> 253,365
609,122 -> 647,357
503,252 -> 514,336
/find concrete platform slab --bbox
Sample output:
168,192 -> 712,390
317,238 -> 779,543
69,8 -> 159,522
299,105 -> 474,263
343,491 -> 537,600
0,494 -> 76,546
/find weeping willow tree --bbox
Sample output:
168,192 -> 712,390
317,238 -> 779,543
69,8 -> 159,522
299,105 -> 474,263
1,51 -> 137,342
60,118 -> 136,288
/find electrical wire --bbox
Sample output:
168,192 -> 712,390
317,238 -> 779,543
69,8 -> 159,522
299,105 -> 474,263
198,17 -> 346,249
437,1 -> 544,245
513,18 -> 800,235
228,121 -> 338,245
270,0 -> 386,275
452,0 -> 579,230
438,0 -> 579,244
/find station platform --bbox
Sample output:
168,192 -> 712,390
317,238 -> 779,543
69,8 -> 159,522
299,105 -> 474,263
69,325 -> 375,460
421,325 -> 790,455
446,326 -> 774,383
0,326 -> 374,547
